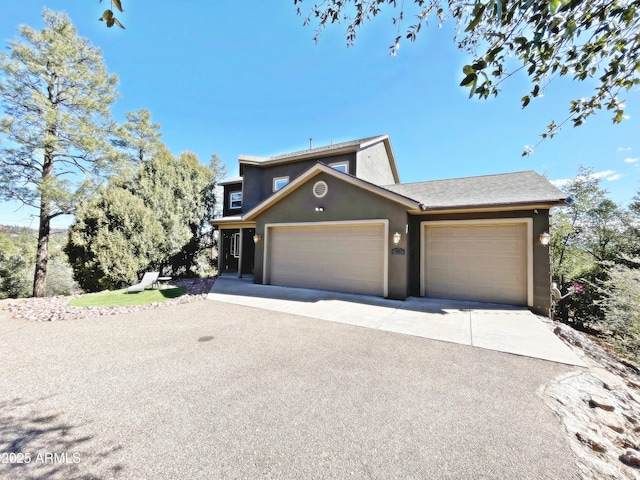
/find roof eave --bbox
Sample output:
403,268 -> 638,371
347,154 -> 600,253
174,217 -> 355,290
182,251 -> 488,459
239,146 -> 359,167
413,199 -> 567,214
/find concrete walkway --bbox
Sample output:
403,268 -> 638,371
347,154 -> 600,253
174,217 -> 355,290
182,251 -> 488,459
208,276 -> 586,367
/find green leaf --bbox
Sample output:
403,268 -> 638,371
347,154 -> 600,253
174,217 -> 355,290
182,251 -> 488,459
521,95 -> 531,108
112,0 -> 124,13
100,9 -> 114,22
465,3 -> 486,32
460,73 -> 477,87
613,109 -> 624,123
113,18 -> 126,30
469,76 -> 478,98
463,65 -> 475,75
472,59 -> 487,71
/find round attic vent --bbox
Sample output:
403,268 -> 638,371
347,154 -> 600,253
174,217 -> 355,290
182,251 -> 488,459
313,180 -> 328,198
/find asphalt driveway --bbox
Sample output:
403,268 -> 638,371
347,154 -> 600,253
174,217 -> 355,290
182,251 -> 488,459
0,300 -> 580,479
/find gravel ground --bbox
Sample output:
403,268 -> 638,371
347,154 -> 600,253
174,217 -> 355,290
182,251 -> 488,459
0,299 -> 580,479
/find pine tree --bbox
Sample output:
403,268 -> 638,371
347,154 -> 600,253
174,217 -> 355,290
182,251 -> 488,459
0,10 -> 120,296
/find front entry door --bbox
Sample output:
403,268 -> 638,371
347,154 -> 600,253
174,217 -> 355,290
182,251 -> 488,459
221,229 -> 240,273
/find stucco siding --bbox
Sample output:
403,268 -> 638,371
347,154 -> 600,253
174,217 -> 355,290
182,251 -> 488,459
223,182 -> 243,217
356,141 -> 397,185
253,172 -> 409,299
408,209 -> 552,315
242,155 -> 356,212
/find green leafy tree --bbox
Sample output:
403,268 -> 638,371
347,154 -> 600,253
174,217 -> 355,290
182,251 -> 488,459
551,166 -> 633,327
295,0 -> 639,149
170,153 -> 226,277
67,146 -> 224,289
100,1 -> 638,150
66,188 -> 164,292
596,257 -> 640,362
553,167 -> 627,277
0,10 -> 119,297
628,191 -> 640,252
0,232 -> 31,299
125,149 -> 220,277
115,109 -> 163,165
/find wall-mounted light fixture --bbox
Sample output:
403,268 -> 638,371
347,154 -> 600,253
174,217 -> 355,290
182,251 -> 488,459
539,232 -> 551,246
253,234 -> 262,244
315,207 -> 324,212
393,232 -> 402,245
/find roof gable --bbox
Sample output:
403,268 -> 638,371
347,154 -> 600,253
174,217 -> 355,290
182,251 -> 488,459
242,163 -> 418,220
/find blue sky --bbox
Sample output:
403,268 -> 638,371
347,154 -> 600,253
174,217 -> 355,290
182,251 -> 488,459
1,1 -> 639,228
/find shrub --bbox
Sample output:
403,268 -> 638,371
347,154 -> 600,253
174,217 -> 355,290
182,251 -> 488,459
596,258 -> 640,362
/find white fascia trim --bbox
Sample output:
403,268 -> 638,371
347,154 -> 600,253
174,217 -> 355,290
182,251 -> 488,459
239,147 -> 356,167
419,218 -> 534,307
219,177 -> 243,186
358,134 -> 389,149
263,219 -> 389,298
238,155 -> 268,165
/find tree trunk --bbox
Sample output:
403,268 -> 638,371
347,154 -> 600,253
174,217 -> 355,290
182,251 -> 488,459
33,198 -> 51,298
33,142 -> 54,298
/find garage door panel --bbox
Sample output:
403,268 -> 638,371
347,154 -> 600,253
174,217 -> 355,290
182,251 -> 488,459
268,223 -> 385,297
473,225 -> 495,238
424,223 -> 527,305
475,241 -> 495,254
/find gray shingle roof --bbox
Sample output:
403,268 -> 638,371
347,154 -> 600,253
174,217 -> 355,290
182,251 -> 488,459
219,176 -> 243,185
382,171 -> 566,209
239,135 -> 387,164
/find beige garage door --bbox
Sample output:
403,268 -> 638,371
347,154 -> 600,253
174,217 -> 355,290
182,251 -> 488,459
267,223 -> 385,296
424,222 -> 527,305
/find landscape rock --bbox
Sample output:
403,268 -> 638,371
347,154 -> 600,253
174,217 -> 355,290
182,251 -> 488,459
590,394 -> 617,411
576,431 -> 608,453
542,318 -> 640,479
620,449 -> 640,468
592,367 -> 628,391
614,436 -> 639,451
595,409 -> 625,433
0,277 -> 216,323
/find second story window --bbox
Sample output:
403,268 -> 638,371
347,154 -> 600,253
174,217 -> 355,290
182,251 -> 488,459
230,191 -> 242,209
273,176 -> 289,192
330,161 -> 349,174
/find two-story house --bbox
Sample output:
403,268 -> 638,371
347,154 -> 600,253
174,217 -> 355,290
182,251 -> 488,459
213,135 -> 566,315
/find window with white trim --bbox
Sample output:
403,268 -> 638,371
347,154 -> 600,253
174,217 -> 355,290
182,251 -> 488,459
330,161 -> 349,173
230,233 -> 240,258
273,176 -> 289,192
230,191 -> 242,209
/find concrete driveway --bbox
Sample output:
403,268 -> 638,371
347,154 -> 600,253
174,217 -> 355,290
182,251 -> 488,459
0,300 -> 579,479
208,277 -> 585,367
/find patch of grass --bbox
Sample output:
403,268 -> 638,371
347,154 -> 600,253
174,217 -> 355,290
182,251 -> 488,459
68,287 -> 187,307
